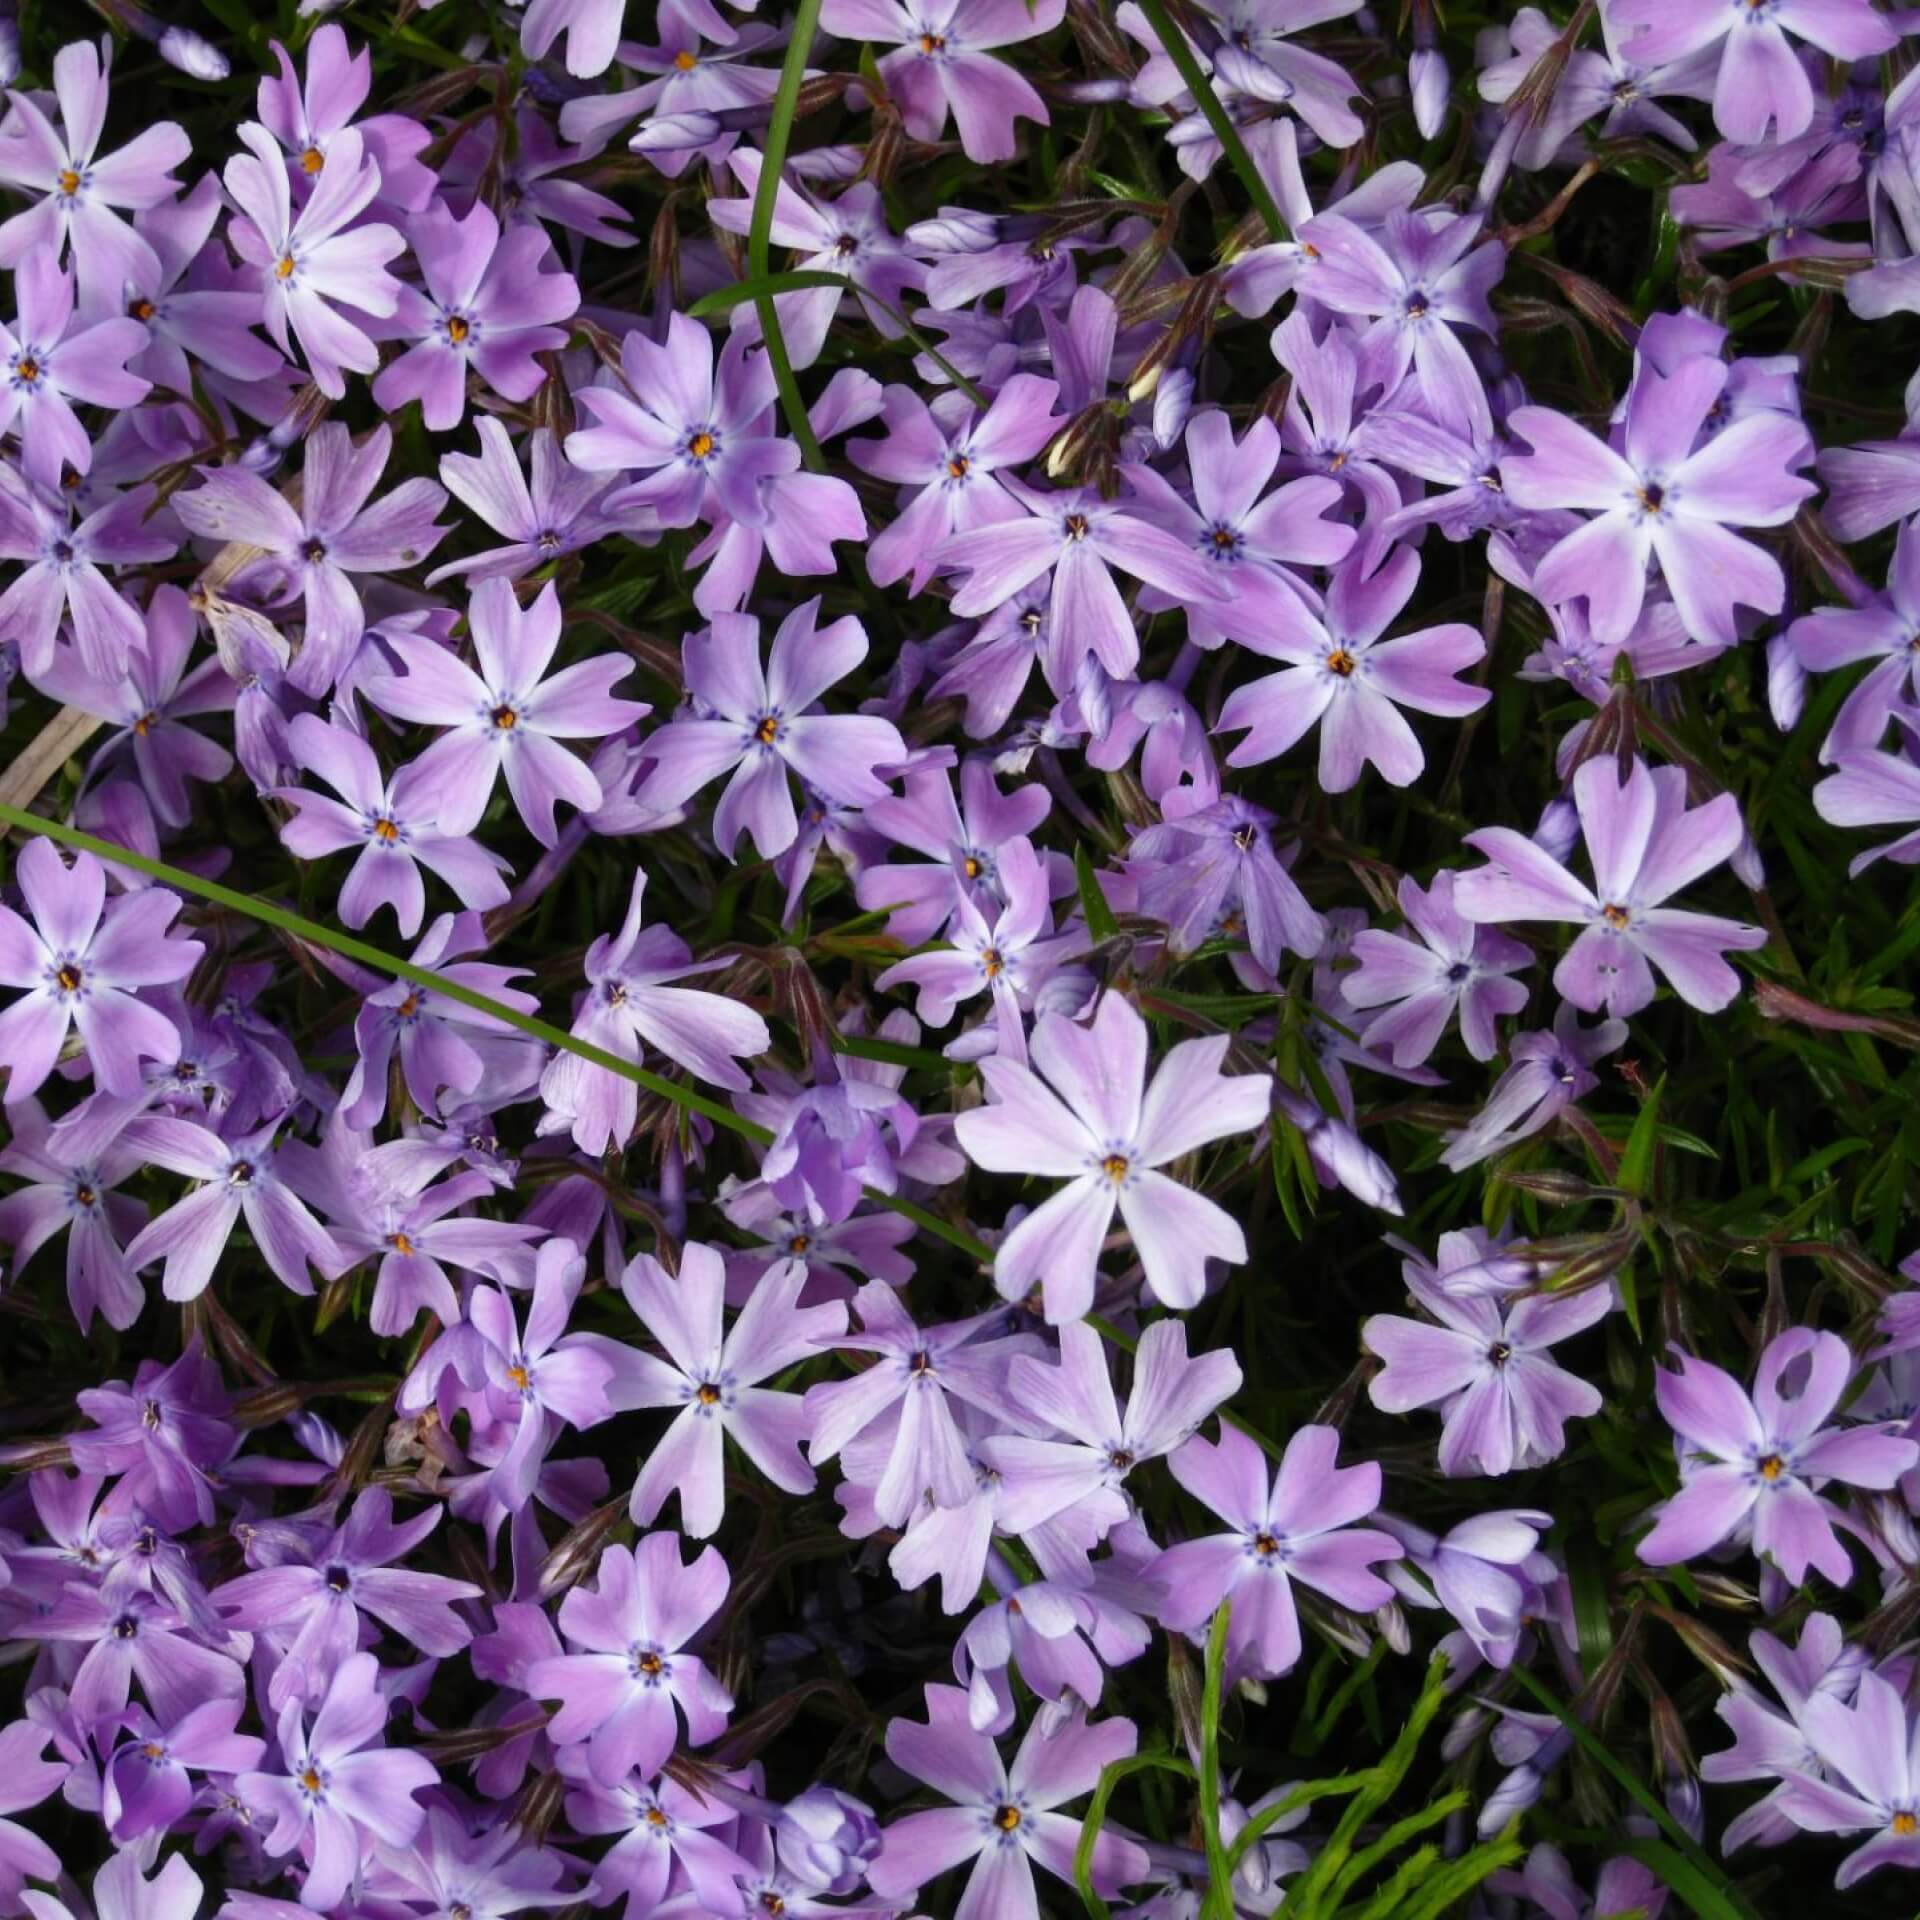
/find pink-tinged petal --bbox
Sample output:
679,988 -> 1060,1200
16,836 -> 103,954
1637,1464 -> 1758,1565
1269,1424 -> 1381,1535
1152,1533 -> 1251,1631
1672,411 -> 1813,526
1029,990 -> 1147,1145
1135,1034 -> 1270,1164
1051,538 -> 1140,678
1751,1327 -> 1850,1443
1631,909 -> 1766,1012
1286,1527 -> 1400,1610
1502,405 -> 1638,510
1533,512 -> 1653,647
1797,1424 -> 1920,1489
1713,18 -> 1812,144
1751,1477 -> 1852,1585
1455,827 -> 1596,924
1168,1423 -> 1271,1533
1631,790 -> 1744,906
1649,517 -> 1784,648
940,513 -> 1062,615
870,1806 -> 989,1899
1319,683 -> 1423,791
1437,1373 -> 1520,1476
992,1175 -> 1115,1323
1362,1314 -> 1482,1412
1573,755 -> 1657,906
1118,1171 -> 1246,1310
957,1058 -> 1093,1175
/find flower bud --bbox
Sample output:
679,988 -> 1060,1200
777,1786 -> 883,1894
1410,48 -> 1449,140
157,26 -> 231,80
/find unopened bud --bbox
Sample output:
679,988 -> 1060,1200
157,25 -> 230,79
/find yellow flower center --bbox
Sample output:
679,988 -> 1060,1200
1253,1531 -> 1281,1556
1758,1454 -> 1785,1480
507,1364 -> 531,1392
1064,513 -> 1090,540
993,1804 -> 1022,1830
492,704 -> 518,729
15,356 -> 38,383
674,49 -> 698,69
300,1767 -> 322,1793
688,430 -> 715,459
388,1232 -> 415,1255
1101,1153 -> 1130,1184
947,453 -> 969,478
373,818 -> 400,842
697,1382 -> 722,1405
57,169 -> 79,196
1896,1812 -> 1918,1835
1326,648 -> 1356,678
1601,903 -> 1631,929
55,963 -> 82,992
920,31 -> 946,50
301,147 -> 325,174
755,715 -> 780,745
637,1650 -> 664,1676
980,948 -> 1003,977
275,255 -> 296,280
447,314 -> 470,344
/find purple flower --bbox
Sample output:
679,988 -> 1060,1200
102,1698 -> 265,1842
954,989 -> 1271,1320
366,577 -> 649,846
564,1773 -> 748,1913
223,122 -> 405,398
708,154 -> 930,369
522,0 -> 628,76
633,599 -> 906,859
1119,410 -> 1358,653
0,1720 -> 66,1913
598,1242 -> 847,1536
934,476 -> 1236,683
0,246 -> 149,491
1363,1278 -> 1610,1476
804,1281 -> 1028,1527
0,1095 -> 147,1332
1292,209 -> 1504,427
215,1487 -> 481,1706
1776,1669 -> 1920,1887
1344,871 -> 1532,1066
1130,793 -> 1328,969
870,1689 -> 1149,1916
849,374 -> 1061,590
387,1805 -> 576,1919
0,37 -> 189,309
565,312 -> 793,528
431,418 -> 628,585
238,1649 -> 439,1911
821,0 -> 1066,160
984,1317 -> 1243,1532
24,1581 -> 244,1730
1441,1001 -> 1626,1172
173,420 -> 451,694
372,201 -> 580,430
1457,757 -> 1766,1016
0,471 -> 173,681
525,1533 -> 734,1786
537,871 -> 770,1150
855,755 -> 1052,946
273,716 -> 512,934
1812,733 -> 1920,873
121,1115 -> 349,1302
1611,0 -> 1897,145
1154,1423 -> 1401,1679
68,1343 -> 232,1530
0,838 -> 199,1105
1788,516 -> 1920,760
1638,1329 -> 1919,1585
1216,544 -> 1490,790
1502,353 -> 1816,647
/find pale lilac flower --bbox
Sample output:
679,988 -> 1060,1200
0,36 -> 189,308
103,1703 -> 263,1841
854,755 -> 1052,946
385,1805 -> 576,1920
708,153 -> 930,369
1217,544 -> 1489,790
565,312 -> 793,528
0,1095 -> 147,1331
1610,0 -> 1897,146
804,1281 -> 1029,1527
0,1721 -> 65,1915
936,477 -> 1235,689
984,1318 -> 1242,1532
525,1533 -> 734,1786
1378,1508 -> 1554,1672
214,1487 -> 481,1706
633,600 -> 905,858
870,1690 -> 1149,1916
953,989 -> 1271,1321
1775,1669 -> 1920,1887
238,1650 -> 439,1912
122,1114 -> 348,1302
1441,1002 -> 1627,1172
1344,871 -> 1532,1066
1363,1278 -> 1610,1476
373,201 -> 580,429
1129,794 -> 1328,969
274,715 -> 511,934
1812,733 -> 1920,873
0,470 -> 172,680
1154,1423 -> 1400,1679
1119,410 -> 1357,653
522,0 -> 628,76
0,837 -> 199,1105
1639,1329 -> 1919,1585
1788,516 -> 1920,760
563,1773 -> 748,1914
19,1835 -> 205,1920
0,246 -> 149,490
599,1242 -> 847,1537
1502,354 -> 1816,647
366,577 -> 648,846
223,122 -> 405,398
431,418 -> 629,585
849,375 -> 1061,590
537,870 -> 771,1149
1457,757 -> 1766,1017
176,422 -> 450,694
820,0 -> 1066,160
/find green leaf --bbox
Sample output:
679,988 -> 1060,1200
687,270 -> 852,316
1075,842 -> 1120,942
1611,1836 -> 1758,1920
1617,1074 -> 1666,1197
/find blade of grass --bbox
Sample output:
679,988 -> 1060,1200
1199,1603 -> 1236,1919
750,0 -> 828,470
1126,0 -> 1289,243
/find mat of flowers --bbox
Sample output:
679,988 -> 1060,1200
9,0 -> 1920,1914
